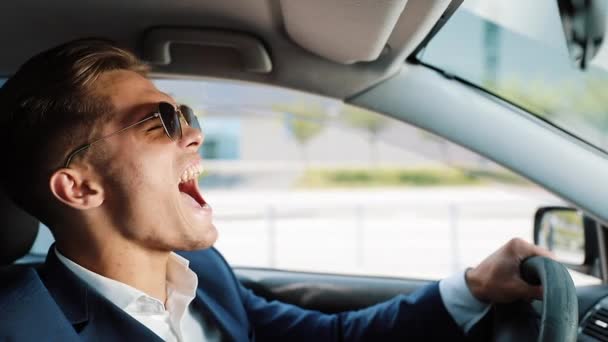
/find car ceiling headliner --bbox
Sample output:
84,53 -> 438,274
0,0 -> 453,100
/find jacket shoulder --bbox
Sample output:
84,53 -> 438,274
0,267 -> 79,341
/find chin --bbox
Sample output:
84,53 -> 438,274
170,194 -> 218,250
180,222 -> 218,251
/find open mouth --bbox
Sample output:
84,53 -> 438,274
178,161 -> 207,208
178,178 -> 206,207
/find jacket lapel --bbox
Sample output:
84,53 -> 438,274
178,248 -> 251,342
192,288 -> 247,342
38,245 -> 163,342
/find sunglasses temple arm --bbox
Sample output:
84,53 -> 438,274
64,144 -> 92,168
63,114 -> 160,168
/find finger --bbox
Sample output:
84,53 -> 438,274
513,239 -> 555,259
513,277 -> 544,301
530,244 -> 556,259
529,285 -> 543,301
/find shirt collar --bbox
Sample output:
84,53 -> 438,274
166,252 -> 198,300
54,248 -> 198,311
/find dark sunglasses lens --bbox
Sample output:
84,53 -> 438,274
180,105 -> 201,131
159,102 -> 181,139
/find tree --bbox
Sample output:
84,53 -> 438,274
341,106 -> 389,166
577,76 -> 608,149
491,74 -> 608,150
486,78 -> 564,118
418,131 -> 453,166
275,103 -> 326,164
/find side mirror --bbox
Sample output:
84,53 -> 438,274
534,206 -> 599,276
557,0 -> 607,69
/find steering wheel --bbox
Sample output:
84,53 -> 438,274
492,256 -> 578,342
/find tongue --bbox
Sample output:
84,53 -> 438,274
180,192 -> 201,207
178,180 -> 205,207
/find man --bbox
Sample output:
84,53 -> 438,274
0,39 -> 552,341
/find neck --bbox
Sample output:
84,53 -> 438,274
56,233 -> 171,303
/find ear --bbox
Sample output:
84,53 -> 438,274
49,168 -> 104,210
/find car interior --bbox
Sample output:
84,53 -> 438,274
3,0 -> 608,341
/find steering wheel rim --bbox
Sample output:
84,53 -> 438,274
518,256 -> 578,342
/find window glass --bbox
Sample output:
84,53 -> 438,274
27,77 -> 600,285
419,0 -> 608,153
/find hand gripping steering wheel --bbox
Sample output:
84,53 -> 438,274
493,256 -> 578,342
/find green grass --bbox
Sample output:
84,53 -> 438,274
298,167 -> 529,188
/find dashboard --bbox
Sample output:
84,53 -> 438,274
578,286 -> 608,341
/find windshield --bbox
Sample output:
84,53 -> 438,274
418,0 -> 608,152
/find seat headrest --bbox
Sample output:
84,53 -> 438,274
0,192 -> 39,265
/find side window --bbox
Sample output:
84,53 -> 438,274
24,77 -> 600,286
156,78 -> 599,286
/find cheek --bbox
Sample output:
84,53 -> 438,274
96,140 -> 182,232
105,156 -> 143,192
101,162 -> 143,225
102,150 -> 172,214
101,157 -> 177,241
108,143 -> 174,188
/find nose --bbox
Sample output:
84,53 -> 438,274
179,123 -> 204,151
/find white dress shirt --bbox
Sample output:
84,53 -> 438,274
56,248 -> 489,339
439,270 -> 491,332
55,249 -> 221,342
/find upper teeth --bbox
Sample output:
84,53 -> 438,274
179,163 -> 204,183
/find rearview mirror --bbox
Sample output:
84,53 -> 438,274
534,207 -> 599,277
557,0 -> 607,69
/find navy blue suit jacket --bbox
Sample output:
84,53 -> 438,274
0,246 -> 472,341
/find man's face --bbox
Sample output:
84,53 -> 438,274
85,69 -> 217,251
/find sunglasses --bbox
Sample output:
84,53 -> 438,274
63,102 -> 201,168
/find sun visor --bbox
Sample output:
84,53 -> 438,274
281,0 -> 408,64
